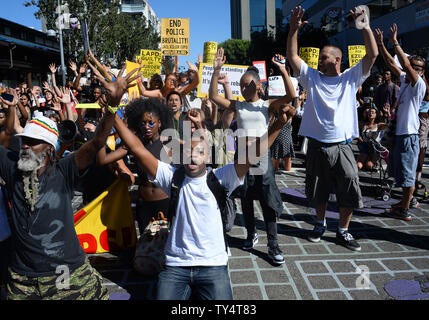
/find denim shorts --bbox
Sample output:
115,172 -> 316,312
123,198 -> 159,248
390,134 -> 419,188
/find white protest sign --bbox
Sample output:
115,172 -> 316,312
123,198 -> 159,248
197,63 -> 248,100
252,61 -> 267,82
268,76 -> 286,97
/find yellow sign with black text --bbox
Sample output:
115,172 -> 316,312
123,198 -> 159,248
136,49 -> 162,79
299,47 -> 320,69
348,45 -> 366,68
161,18 -> 190,56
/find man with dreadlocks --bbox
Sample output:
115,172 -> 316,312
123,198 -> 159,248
0,64 -> 139,300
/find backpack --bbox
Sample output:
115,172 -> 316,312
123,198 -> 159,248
168,165 -> 232,252
133,211 -> 169,276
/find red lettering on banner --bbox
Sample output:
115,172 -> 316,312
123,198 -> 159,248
78,233 -> 97,253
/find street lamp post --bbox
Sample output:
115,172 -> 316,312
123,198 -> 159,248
57,0 -> 66,86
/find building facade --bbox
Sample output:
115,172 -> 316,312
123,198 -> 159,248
120,0 -> 161,34
282,0 -> 429,63
0,18 -> 60,88
231,0 -> 284,40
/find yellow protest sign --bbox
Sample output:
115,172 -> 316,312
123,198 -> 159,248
126,60 -> 140,98
74,179 -> 137,254
203,42 -> 218,63
299,47 -> 320,69
136,49 -> 162,79
75,103 -> 100,109
161,18 -> 190,56
348,45 -> 366,68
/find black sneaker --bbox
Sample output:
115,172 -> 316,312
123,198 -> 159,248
336,231 -> 361,252
307,224 -> 326,243
267,245 -> 285,265
410,197 -> 420,209
384,207 -> 413,221
242,232 -> 258,250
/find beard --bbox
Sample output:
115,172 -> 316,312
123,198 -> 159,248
17,148 -> 48,172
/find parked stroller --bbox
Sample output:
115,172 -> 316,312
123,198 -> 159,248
368,137 -> 394,201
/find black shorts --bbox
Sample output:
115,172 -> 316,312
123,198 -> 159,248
305,138 -> 363,209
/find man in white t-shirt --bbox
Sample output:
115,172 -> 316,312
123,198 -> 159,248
113,104 -> 292,300
375,24 -> 427,221
286,6 -> 378,251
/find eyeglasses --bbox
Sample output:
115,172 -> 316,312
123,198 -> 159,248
140,121 -> 156,129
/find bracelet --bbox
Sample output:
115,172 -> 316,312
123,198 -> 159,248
107,105 -> 119,114
393,42 -> 400,47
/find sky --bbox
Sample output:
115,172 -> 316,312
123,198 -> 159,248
0,0 -> 232,70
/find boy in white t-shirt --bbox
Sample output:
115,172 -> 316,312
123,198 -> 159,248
286,6 -> 379,251
375,24 -> 427,221
112,104 -> 293,300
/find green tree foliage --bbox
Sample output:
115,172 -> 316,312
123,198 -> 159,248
24,0 -> 160,66
218,38 -> 251,65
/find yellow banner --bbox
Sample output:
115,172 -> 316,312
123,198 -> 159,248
203,42 -> 218,64
348,45 -> 366,68
161,18 -> 190,56
136,49 -> 162,79
299,47 -> 320,69
74,179 -> 137,253
75,103 -> 100,109
126,60 -> 140,99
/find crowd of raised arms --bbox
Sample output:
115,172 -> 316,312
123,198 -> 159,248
0,6 -> 428,300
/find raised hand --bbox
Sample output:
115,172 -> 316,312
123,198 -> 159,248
217,73 -> 229,85
272,54 -> 286,70
58,87 -> 71,104
94,64 -> 140,107
289,6 -> 308,31
350,6 -> 370,30
187,61 -> 198,73
79,63 -> 87,75
187,109 -> 202,129
49,63 -> 57,74
389,23 -> 398,44
0,88 -> 18,106
374,28 -> 384,45
213,48 -> 226,71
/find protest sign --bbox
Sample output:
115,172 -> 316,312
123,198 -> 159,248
136,49 -> 162,79
268,76 -> 286,97
75,103 -> 100,109
81,19 -> 89,54
197,63 -> 247,100
74,179 -> 137,254
161,18 -> 190,56
203,42 -> 218,63
125,60 -> 140,98
348,45 -> 366,68
299,47 -> 319,69
252,61 -> 267,82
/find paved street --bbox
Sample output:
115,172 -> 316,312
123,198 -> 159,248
84,143 -> 429,301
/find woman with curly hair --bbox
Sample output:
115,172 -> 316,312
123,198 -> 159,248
97,97 -> 172,233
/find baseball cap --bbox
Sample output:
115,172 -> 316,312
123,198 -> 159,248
16,115 -> 59,149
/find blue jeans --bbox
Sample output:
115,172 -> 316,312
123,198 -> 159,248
389,134 -> 419,187
156,265 -> 233,300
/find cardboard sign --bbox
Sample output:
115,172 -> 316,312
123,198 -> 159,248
136,49 -> 162,79
299,47 -> 319,69
268,76 -> 286,97
348,45 -> 366,68
252,61 -> 267,82
74,179 -> 137,254
125,60 -> 140,98
203,42 -> 218,63
161,18 -> 190,56
197,63 -> 248,100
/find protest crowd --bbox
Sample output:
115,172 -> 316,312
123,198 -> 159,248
0,6 -> 428,300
